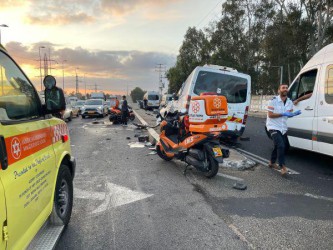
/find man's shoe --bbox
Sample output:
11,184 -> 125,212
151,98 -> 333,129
268,163 -> 279,170
281,166 -> 288,175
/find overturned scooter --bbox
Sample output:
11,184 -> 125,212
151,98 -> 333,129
156,93 -> 230,178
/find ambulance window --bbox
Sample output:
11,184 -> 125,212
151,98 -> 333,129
0,52 -> 40,122
298,69 -> 317,98
326,66 -> 333,104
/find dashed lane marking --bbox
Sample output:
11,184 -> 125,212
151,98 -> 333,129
304,193 -> 333,202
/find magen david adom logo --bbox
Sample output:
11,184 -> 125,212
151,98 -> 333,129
213,98 -> 222,109
192,101 -> 200,114
11,137 -> 22,160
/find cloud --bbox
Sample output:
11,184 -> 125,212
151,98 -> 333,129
4,41 -> 176,92
100,0 -> 183,16
24,0 -> 96,25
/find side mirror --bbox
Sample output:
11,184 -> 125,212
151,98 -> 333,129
43,76 -> 66,114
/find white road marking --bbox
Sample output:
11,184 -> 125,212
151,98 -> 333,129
304,193 -> 333,202
75,182 -> 153,214
217,173 -> 244,182
236,148 -> 300,175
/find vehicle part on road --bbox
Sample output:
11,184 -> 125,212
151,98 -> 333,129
156,94 -> 230,178
138,135 -> 149,142
233,182 -> 247,190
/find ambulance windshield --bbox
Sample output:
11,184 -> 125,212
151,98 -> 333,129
193,71 -> 247,103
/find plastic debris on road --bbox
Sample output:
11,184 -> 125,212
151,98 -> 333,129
128,142 -> 145,148
233,182 -> 247,190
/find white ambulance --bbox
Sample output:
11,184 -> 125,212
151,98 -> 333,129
168,64 -> 251,141
286,43 -> 333,157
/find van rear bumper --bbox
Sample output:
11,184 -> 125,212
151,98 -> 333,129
220,127 -> 245,141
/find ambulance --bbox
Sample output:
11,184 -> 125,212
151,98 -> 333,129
166,64 -> 251,141
286,43 -> 333,157
0,45 -> 75,249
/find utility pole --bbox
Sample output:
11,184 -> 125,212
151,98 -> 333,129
155,64 -> 166,96
75,68 -> 79,95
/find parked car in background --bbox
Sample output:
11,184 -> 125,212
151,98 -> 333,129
160,94 -> 173,108
63,97 -> 74,121
81,99 -> 108,118
71,101 -> 80,117
90,92 -> 106,100
74,100 -> 86,115
105,100 -> 111,114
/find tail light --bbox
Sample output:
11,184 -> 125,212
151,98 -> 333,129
184,115 -> 190,129
185,95 -> 191,110
243,106 -> 249,125
62,134 -> 69,143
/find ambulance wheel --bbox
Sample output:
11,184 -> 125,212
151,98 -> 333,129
51,165 -> 73,225
156,145 -> 173,161
204,155 -> 219,178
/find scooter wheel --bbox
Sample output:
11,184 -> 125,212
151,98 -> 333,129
204,155 -> 219,178
156,145 -> 173,161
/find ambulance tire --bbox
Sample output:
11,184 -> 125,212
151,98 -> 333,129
51,165 -> 73,226
156,145 -> 173,161
204,155 -> 219,178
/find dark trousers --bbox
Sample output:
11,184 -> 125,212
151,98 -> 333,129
269,130 -> 290,166
121,110 -> 128,125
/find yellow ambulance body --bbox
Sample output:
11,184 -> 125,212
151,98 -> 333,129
0,45 -> 75,249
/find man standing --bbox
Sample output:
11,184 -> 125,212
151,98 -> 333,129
266,84 -> 301,175
121,95 -> 128,126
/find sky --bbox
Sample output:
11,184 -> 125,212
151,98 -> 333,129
0,0 -> 223,95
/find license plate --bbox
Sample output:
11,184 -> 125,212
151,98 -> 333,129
212,147 -> 222,157
88,111 -> 94,114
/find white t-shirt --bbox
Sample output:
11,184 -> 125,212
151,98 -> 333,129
266,95 -> 293,135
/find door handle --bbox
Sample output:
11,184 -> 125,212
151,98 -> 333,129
304,106 -> 313,111
0,136 -> 8,170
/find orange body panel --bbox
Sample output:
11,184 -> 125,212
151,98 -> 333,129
189,123 -> 228,133
191,95 -> 228,116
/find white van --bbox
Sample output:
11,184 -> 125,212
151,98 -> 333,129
160,94 -> 173,108
167,64 -> 251,140
143,91 -> 160,110
286,43 -> 333,157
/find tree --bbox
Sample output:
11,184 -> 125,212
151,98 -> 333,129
130,87 -> 146,103
167,27 -> 210,93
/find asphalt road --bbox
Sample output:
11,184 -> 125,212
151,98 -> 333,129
56,113 -> 333,250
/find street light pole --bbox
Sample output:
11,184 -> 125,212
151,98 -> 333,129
62,60 -> 67,90
0,24 -> 9,45
39,46 -> 45,91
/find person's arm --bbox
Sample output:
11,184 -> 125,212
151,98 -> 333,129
268,111 -> 283,118
293,92 -> 312,105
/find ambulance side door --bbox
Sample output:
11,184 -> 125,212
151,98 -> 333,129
288,68 -> 318,150
0,51 -> 56,249
314,64 -> 333,155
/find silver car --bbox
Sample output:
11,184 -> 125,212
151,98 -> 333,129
63,97 -> 74,122
81,99 -> 108,118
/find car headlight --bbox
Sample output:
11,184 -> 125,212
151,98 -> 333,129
97,106 -> 102,110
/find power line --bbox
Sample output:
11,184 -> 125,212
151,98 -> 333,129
196,0 -> 223,28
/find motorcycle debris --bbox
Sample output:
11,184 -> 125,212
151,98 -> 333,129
138,135 -> 149,142
149,147 -> 156,151
126,137 -> 131,140
145,142 -> 153,147
147,152 -> 157,155
233,182 -> 247,190
134,133 -> 141,137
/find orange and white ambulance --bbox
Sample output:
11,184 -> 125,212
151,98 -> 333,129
0,45 -> 75,249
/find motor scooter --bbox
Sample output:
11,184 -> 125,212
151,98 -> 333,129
156,94 -> 230,178
109,106 -> 135,124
